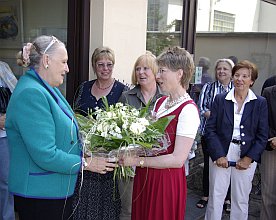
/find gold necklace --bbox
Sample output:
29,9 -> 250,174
96,79 -> 115,90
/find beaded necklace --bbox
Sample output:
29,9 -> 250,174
165,93 -> 190,109
95,78 -> 115,90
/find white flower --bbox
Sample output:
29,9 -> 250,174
122,122 -> 128,130
138,117 -> 150,126
114,126 -> 121,134
101,131 -> 108,138
106,111 -> 114,118
109,130 -> 123,139
131,108 -> 139,116
90,125 -> 97,133
116,103 -> 124,108
97,122 -> 109,133
130,122 -> 146,135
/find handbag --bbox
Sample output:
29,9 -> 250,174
0,87 -> 11,113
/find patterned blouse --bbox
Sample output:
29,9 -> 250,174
74,79 -> 128,116
198,80 -> 234,135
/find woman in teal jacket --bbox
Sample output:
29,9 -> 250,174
6,35 -> 116,220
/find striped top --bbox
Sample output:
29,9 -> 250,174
198,80 -> 234,135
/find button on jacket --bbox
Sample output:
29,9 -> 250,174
205,92 -> 268,163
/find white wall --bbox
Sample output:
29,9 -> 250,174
259,1 -> 276,32
234,0 -> 259,32
90,0 -> 148,84
197,0 -> 211,31
196,0 -> 276,33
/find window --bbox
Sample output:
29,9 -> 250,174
146,0 -> 183,56
213,10 -> 235,32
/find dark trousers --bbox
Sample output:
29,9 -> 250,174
14,195 -> 73,220
201,136 -> 231,200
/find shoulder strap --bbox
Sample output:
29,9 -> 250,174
179,99 -> 197,110
154,96 -> 167,113
179,99 -> 199,116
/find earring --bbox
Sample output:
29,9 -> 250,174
45,65 -> 49,69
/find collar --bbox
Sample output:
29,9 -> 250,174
128,85 -> 142,95
226,87 -> 257,103
217,80 -> 233,91
128,84 -> 162,96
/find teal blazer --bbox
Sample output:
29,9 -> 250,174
6,69 -> 82,199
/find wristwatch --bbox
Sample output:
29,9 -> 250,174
139,157 -> 145,168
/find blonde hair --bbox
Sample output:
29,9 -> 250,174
131,51 -> 158,85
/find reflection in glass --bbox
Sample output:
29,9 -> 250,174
146,0 -> 183,56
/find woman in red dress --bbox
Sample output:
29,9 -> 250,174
123,46 -> 200,220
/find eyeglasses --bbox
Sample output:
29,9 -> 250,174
158,68 -> 169,74
135,67 -> 150,72
96,62 -> 114,69
43,36 -> 60,54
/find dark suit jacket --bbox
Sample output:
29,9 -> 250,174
261,75 -> 276,94
205,92 -> 268,163
262,85 -> 276,151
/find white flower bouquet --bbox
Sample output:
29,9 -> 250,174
75,97 -> 174,179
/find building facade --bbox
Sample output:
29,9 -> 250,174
0,0 -> 275,101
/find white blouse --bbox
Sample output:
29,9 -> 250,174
225,88 -> 257,140
154,96 -> 200,139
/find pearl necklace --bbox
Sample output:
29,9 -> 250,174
95,79 -> 115,90
165,93 -> 190,109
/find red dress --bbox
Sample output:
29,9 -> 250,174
131,97 -> 195,220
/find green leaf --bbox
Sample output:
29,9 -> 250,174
139,99 -> 151,118
102,96 -> 110,111
75,113 -> 95,131
150,115 -> 175,133
135,141 -> 155,149
89,134 -> 128,151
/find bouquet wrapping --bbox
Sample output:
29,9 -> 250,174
76,97 -> 174,179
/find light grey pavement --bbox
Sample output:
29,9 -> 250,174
14,188 -> 261,220
185,189 -> 261,220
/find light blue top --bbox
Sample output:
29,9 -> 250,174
6,69 -> 82,199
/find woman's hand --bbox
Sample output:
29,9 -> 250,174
85,157 -> 118,174
0,114 -> 6,130
236,156 -> 252,170
216,157 -> 228,168
269,137 -> 276,150
204,111 -> 211,119
120,155 -> 140,167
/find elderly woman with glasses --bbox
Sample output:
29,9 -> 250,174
6,35 -> 114,220
73,46 -> 128,220
204,60 -> 268,220
118,51 -> 163,220
122,47 -> 200,220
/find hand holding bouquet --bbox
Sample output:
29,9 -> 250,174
75,97 -> 174,179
